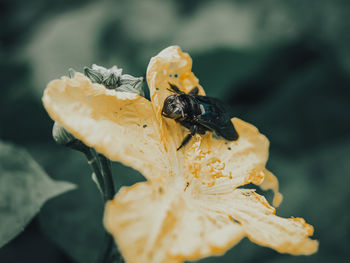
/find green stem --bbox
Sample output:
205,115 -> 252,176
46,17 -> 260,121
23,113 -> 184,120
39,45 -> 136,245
84,149 -> 106,196
54,124 -> 123,262
87,149 -> 124,263
99,233 -> 115,263
98,153 -> 115,200
96,153 -> 121,263
81,149 -> 117,262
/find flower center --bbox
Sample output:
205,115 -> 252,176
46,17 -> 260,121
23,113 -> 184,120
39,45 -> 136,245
184,137 -> 230,187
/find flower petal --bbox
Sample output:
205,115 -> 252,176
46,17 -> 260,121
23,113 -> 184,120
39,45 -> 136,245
259,169 -> 283,207
104,181 -> 245,263
201,189 -> 318,255
146,46 -> 206,167
184,118 -> 270,192
42,73 -> 168,180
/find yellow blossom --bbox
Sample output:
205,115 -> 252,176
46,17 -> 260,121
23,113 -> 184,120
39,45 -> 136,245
42,46 -> 318,263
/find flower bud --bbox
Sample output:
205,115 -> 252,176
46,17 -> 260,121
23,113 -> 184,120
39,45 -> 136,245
52,122 -> 75,146
104,72 -> 119,89
52,122 -> 88,153
68,68 -> 76,79
119,75 -> 144,96
84,67 -> 103,83
84,64 -> 144,96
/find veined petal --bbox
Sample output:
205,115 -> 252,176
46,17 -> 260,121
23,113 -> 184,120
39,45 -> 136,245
42,73 -> 168,180
146,46 -> 206,172
201,189 -> 318,255
259,169 -> 283,207
185,118 -> 269,193
104,181 -> 245,263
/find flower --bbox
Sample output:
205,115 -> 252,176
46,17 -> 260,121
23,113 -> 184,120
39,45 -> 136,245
42,46 -> 318,263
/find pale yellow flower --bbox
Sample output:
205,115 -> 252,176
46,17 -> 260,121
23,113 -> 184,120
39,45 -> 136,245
42,46 -> 318,263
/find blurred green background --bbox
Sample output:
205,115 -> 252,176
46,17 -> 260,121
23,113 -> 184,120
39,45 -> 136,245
0,0 -> 349,262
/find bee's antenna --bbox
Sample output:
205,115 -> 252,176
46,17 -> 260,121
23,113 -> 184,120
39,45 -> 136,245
168,82 -> 183,94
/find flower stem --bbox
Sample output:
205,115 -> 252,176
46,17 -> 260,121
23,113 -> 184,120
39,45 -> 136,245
85,149 -> 123,263
98,153 -> 115,201
52,123 -> 123,262
99,233 -> 115,263
84,149 -> 106,196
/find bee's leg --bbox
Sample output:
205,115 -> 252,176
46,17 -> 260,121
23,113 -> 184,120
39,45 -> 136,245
188,87 -> 199,95
177,133 -> 193,151
177,125 -> 198,151
180,108 -> 185,118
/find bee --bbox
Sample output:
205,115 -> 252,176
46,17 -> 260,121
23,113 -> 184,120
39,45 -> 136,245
161,83 -> 239,150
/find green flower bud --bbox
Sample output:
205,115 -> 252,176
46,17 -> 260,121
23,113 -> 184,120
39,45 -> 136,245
93,64 -> 122,79
52,122 -> 75,145
103,72 -> 119,89
52,122 -> 88,153
84,67 -> 103,83
68,68 -> 76,79
119,75 -> 144,96
83,64 -> 144,96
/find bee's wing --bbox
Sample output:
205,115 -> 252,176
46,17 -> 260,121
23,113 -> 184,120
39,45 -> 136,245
194,96 -> 239,141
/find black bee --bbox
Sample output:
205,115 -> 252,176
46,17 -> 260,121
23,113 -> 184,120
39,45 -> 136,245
161,83 -> 239,150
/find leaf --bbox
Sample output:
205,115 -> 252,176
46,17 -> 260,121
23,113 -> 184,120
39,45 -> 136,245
0,141 -> 76,248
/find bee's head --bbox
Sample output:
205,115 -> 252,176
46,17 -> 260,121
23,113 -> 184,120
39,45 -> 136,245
161,95 -> 184,119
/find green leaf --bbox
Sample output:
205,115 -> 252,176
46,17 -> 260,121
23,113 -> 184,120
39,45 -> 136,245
0,141 -> 76,248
